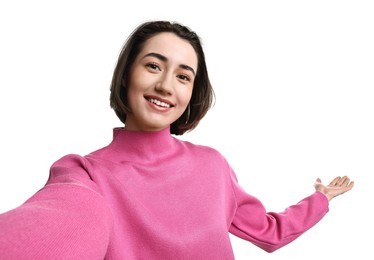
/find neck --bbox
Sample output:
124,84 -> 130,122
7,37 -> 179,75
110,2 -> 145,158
108,126 -> 176,163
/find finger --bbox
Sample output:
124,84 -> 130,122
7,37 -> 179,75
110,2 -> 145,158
337,176 -> 349,186
329,176 -> 341,186
314,178 -> 322,188
340,176 -> 351,187
339,180 -> 354,194
346,180 -> 354,190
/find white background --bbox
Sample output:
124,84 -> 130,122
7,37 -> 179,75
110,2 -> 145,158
0,0 -> 373,259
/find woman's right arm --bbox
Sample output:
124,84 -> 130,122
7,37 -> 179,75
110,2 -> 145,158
0,155 -> 113,260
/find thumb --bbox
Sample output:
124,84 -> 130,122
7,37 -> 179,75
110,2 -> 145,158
314,178 -> 322,190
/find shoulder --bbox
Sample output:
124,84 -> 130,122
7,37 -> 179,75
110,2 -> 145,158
51,153 -> 96,176
174,137 -> 230,165
51,153 -> 88,168
49,154 -> 95,186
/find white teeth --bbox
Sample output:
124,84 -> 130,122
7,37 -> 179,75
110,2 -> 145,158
148,98 -> 171,108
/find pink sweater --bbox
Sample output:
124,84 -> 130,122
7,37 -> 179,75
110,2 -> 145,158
0,127 -> 329,259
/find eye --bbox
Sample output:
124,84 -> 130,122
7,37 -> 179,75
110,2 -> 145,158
177,74 -> 191,82
146,62 -> 161,71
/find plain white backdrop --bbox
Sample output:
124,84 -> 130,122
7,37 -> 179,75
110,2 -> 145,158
0,0 -> 373,259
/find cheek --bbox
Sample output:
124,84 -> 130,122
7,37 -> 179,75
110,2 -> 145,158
127,72 -> 147,100
127,66 -> 145,91
126,81 -> 143,110
178,87 -> 193,107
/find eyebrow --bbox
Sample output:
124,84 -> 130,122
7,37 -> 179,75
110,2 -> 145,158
143,52 -> 196,76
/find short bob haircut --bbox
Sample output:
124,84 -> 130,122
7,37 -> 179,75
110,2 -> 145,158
109,20 -> 215,135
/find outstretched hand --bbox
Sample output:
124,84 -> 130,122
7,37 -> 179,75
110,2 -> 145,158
314,176 -> 354,201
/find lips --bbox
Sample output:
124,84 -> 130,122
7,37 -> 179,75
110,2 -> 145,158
145,96 -> 174,108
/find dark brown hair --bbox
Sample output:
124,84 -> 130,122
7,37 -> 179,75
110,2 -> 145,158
109,20 -> 215,135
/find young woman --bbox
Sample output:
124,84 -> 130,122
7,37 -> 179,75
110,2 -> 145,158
0,20 -> 354,259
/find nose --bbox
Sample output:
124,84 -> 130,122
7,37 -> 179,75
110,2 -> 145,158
155,73 -> 174,95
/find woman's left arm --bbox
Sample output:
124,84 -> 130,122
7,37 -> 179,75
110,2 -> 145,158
228,170 -> 353,253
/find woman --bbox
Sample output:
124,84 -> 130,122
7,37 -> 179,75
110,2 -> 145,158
0,20 -> 354,259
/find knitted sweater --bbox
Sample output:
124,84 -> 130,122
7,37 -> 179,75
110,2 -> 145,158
0,127 -> 329,259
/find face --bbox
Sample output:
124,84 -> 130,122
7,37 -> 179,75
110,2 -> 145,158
125,32 -> 197,132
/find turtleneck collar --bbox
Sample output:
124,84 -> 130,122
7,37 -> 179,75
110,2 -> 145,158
107,126 -> 177,163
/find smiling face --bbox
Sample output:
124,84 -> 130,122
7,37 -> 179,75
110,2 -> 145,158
124,32 -> 198,132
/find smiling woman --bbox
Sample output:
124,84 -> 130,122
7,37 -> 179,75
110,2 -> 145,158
0,20 -> 354,260
123,33 -> 197,132
109,21 -> 214,136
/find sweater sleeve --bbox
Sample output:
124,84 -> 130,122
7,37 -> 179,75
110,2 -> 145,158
0,154 -> 113,260
228,167 -> 329,253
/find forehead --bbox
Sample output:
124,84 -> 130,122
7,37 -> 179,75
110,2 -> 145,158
139,32 -> 198,70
